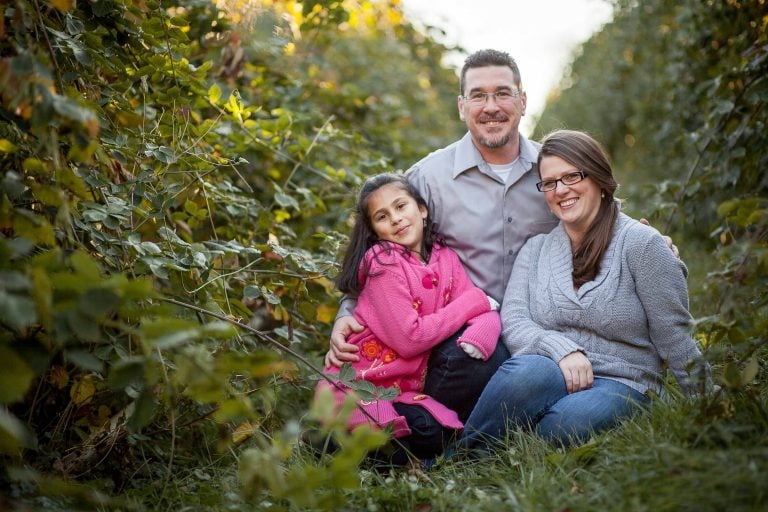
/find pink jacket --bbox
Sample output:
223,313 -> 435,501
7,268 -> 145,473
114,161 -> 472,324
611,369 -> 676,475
319,242 -> 501,437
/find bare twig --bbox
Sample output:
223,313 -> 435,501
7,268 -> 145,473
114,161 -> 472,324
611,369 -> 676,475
283,114 -> 335,189
31,0 -> 62,88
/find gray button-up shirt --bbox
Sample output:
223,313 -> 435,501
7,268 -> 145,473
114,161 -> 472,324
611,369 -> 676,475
406,132 -> 559,303
337,132 -> 558,318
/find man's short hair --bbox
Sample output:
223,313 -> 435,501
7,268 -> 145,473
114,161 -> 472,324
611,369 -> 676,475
460,49 -> 522,94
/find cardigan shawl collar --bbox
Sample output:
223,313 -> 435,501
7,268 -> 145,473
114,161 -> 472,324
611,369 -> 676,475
545,213 -> 625,306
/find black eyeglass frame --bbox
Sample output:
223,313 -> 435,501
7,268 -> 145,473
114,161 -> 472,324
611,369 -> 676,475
536,170 -> 588,192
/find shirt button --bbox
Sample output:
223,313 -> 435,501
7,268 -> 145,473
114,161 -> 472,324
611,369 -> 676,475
507,217 -> 513,222
508,250 -> 514,255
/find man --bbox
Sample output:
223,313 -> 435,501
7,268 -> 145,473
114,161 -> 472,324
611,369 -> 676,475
326,49 -> 557,422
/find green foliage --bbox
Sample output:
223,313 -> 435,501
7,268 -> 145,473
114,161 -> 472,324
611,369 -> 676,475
238,396 -> 389,510
0,0 -> 461,506
2,0 -> 766,508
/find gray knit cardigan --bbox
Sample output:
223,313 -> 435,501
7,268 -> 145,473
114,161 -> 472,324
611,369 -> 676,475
501,212 -> 708,397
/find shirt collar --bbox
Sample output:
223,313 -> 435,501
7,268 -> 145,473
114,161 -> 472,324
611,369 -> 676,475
519,134 -> 540,169
452,132 -> 540,179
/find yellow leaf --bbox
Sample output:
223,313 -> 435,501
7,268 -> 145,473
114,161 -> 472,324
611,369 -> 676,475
70,375 -> 95,406
309,276 -> 335,294
94,405 -> 112,429
274,209 -> 291,223
49,365 -> 69,389
316,303 -> 336,324
741,355 -> 759,385
208,84 -> 221,104
84,117 -> 99,137
50,0 -> 75,12
0,139 -> 17,153
232,421 -> 255,444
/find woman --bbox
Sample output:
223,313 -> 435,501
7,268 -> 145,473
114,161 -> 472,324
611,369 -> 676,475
460,130 -> 711,449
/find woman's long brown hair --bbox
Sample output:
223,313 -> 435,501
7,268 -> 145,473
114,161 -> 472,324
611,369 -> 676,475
538,130 -> 619,288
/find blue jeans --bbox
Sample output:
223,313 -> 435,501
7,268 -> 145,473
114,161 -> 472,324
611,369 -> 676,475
460,355 -> 649,449
423,328 -> 510,423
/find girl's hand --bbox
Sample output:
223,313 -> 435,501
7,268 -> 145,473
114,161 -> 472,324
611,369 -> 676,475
558,351 -> 593,393
460,342 -> 484,360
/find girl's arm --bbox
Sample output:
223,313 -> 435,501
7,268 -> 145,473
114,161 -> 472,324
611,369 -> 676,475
632,230 -> 710,397
501,238 -> 584,362
455,310 -> 501,361
358,261 -> 490,359
444,249 -> 501,360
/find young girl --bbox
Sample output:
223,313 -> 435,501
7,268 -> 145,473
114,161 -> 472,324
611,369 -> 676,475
316,173 -> 500,464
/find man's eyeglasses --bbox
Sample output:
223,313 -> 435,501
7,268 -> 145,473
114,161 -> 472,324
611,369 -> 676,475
462,90 -> 521,106
536,171 -> 588,192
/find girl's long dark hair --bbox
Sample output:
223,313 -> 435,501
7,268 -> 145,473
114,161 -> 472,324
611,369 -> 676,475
538,130 -> 619,288
336,173 -> 438,295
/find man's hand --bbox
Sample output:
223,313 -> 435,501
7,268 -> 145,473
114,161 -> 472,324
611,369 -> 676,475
558,351 -> 593,394
325,315 -> 364,367
639,218 -> 679,258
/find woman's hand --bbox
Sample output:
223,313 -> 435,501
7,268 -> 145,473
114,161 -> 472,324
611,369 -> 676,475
324,315 -> 364,367
558,351 -> 594,393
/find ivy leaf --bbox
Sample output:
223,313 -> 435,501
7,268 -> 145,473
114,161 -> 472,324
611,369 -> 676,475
51,94 -> 94,124
350,380 -> 377,401
0,139 -> 18,153
261,286 -> 281,305
316,303 -> 336,324
142,318 -> 202,350
127,388 -> 157,431
51,0 -> 74,10
140,241 -> 162,254
208,84 -> 222,104
0,271 -> 31,292
336,363 -> 356,383
375,386 -> 399,401
0,346 -> 36,404
67,310 -> 101,342
0,409 -> 37,454
0,290 -> 37,331
70,250 -> 102,281
273,184 -> 300,210
158,226 -> 190,247
65,350 -> 104,372
243,285 -> 261,300
70,374 -> 96,406
78,288 -> 120,319
108,357 -> 147,390
741,355 -> 759,385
